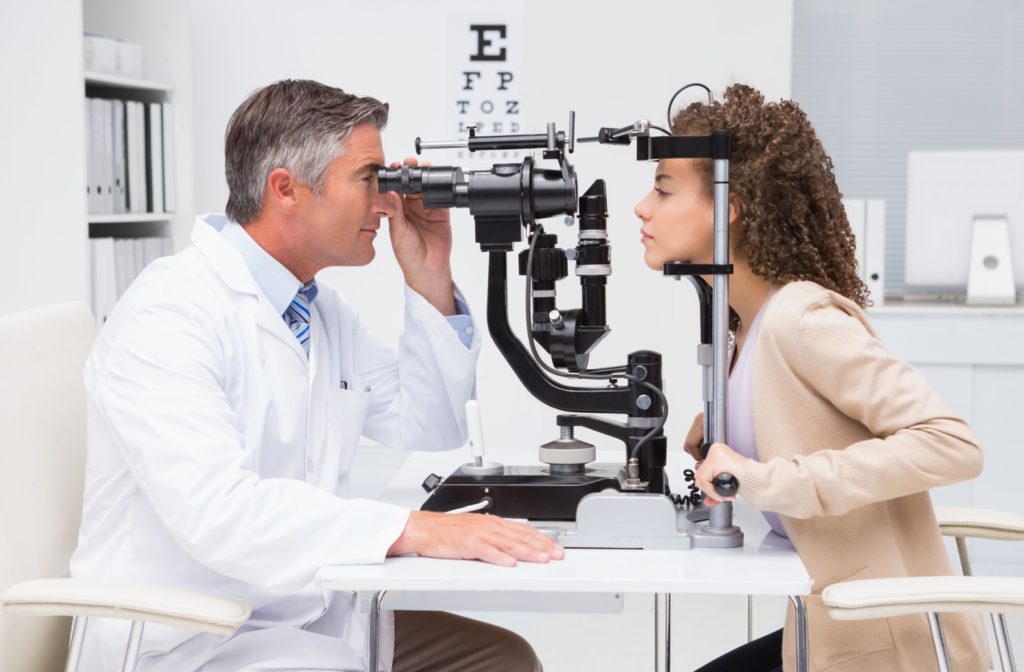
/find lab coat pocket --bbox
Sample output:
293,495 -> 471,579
313,387 -> 372,493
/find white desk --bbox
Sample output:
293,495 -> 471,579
321,449 -> 813,671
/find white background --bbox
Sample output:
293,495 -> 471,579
187,0 -> 794,462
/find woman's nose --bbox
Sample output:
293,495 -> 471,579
634,194 -> 652,221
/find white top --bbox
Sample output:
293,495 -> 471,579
727,306 -> 788,538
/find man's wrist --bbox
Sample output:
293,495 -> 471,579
388,510 -> 422,557
406,273 -> 456,316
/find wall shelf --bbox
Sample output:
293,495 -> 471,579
88,213 -> 173,224
84,70 -> 172,92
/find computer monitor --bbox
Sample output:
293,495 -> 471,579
905,150 -> 1024,300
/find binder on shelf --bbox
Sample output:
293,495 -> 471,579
112,99 -> 127,214
843,197 -> 887,307
90,236 -> 173,324
114,238 -> 132,298
144,237 -> 163,269
100,98 -> 114,215
137,101 -> 148,213
161,102 -> 176,213
146,102 -> 164,214
90,237 -> 117,324
125,101 -> 147,214
87,98 -> 103,214
84,99 -> 92,213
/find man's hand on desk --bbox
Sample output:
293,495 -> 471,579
387,511 -> 565,567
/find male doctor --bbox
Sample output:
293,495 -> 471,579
70,79 -> 561,672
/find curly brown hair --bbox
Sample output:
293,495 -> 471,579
671,84 -> 870,308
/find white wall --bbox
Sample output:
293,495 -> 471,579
0,1 -> 89,316
186,0 -> 794,461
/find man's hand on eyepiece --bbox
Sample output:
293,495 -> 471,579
384,156 -> 457,315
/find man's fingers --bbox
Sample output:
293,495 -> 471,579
483,520 -> 562,562
475,542 -> 517,567
503,521 -> 564,558
492,534 -> 552,564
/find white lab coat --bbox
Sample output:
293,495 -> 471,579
70,215 -> 480,671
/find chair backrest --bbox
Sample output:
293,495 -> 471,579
0,303 -> 96,671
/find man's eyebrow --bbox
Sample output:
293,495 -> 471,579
358,161 -> 383,174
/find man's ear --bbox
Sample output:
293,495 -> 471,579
266,167 -> 298,213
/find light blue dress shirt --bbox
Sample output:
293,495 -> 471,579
219,221 -> 474,347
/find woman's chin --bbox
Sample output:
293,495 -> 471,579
642,250 -> 662,271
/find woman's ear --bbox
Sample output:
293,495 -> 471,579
728,197 -> 742,227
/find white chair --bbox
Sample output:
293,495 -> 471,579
823,507 -> 1024,672
0,303 -> 250,672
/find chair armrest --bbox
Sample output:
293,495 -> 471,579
935,507 -> 1024,541
0,578 -> 250,635
823,576 -> 1024,620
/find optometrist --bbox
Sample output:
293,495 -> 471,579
70,79 -> 561,672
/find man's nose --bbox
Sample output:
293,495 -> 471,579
373,190 -> 398,218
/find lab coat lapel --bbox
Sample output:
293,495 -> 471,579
190,215 -> 309,365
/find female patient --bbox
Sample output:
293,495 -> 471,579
634,84 -> 986,672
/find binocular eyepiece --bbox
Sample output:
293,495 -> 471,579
377,162 -> 577,222
377,166 -> 469,209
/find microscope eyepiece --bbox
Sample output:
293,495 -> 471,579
377,165 -> 469,209
377,162 -> 576,221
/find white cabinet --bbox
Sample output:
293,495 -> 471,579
870,305 -> 1024,568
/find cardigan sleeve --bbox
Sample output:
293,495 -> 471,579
740,295 -> 982,519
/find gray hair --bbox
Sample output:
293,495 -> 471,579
224,79 -> 389,223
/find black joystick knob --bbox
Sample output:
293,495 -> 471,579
713,473 -> 739,498
421,473 -> 442,493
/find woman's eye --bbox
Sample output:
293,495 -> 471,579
654,187 -> 670,197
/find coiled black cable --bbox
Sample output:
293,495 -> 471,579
673,468 -> 704,508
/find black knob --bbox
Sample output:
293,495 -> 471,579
421,473 -> 443,493
713,473 -> 739,498
518,244 -> 568,281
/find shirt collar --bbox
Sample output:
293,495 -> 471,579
219,220 -> 316,317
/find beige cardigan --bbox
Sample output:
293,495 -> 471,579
739,281 -> 987,672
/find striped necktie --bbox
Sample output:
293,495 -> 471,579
284,282 -> 318,357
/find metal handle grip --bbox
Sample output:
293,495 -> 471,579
713,473 -> 739,498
